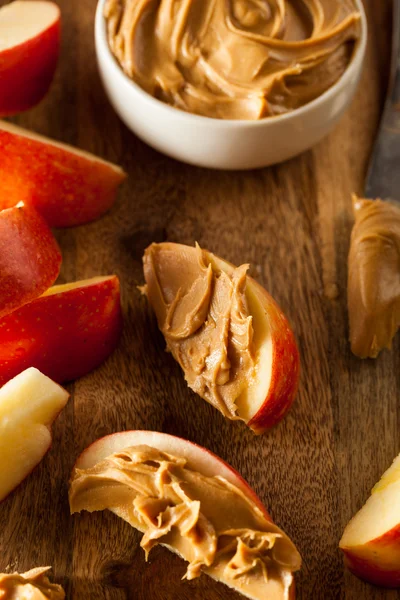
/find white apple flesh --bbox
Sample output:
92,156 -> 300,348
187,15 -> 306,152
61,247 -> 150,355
0,367 -> 69,502
0,1 -> 58,51
0,1 -> 60,116
340,452 -> 400,587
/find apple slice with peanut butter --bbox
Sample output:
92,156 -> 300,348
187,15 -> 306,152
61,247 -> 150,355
141,243 -> 300,434
69,430 -> 301,599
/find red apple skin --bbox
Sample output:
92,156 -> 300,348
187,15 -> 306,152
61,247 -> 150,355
1,405 -> 66,505
0,127 -> 127,227
208,250 -> 300,434
0,203 -> 61,319
247,279 -> 300,434
341,525 -> 400,588
0,11 -> 60,116
0,276 -> 123,385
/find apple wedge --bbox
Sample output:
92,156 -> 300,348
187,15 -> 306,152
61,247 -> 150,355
0,367 -> 69,502
339,452 -> 400,587
0,276 -> 123,386
142,243 -> 300,434
0,1 -> 60,116
70,430 -> 301,599
0,121 -> 127,227
0,202 -> 61,319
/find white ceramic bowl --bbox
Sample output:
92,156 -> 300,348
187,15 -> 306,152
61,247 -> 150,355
95,1 -> 367,170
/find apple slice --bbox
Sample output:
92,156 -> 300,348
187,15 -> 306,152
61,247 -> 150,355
143,243 -> 300,434
0,276 -> 123,386
0,367 -> 69,502
70,430 -> 301,599
0,202 -> 61,319
0,1 -> 60,116
339,452 -> 400,587
0,121 -> 127,227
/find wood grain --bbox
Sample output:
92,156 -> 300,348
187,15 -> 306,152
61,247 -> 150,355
0,1 -> 399,599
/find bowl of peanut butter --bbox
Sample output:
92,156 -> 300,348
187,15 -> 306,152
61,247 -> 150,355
95,0 -> 367,170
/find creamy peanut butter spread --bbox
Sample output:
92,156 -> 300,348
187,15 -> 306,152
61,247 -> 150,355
142,242 -> 256,421
0,568 -> 65,600
69,445 -> 301,598
348,197 -> 400,358
104,0 -> 361,120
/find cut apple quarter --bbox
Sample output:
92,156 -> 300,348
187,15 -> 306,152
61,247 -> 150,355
0,367 -> 69,503
0,276 -> 123,386
0,1 -> 61,116
0,121 -> 127,227
0,202 -> 61,319
339,452 -> 400,587
70,431 -> 301,599
142,243 -> 300,434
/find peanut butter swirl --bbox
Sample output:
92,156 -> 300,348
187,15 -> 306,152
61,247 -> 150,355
69,445 -> 301,598
348,197 -> 400,358
104,0 -> 361,120
142,243 -> 256,422
0,568 -> 65,600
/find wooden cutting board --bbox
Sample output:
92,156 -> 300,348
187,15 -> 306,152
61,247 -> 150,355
0,1 -> 398,599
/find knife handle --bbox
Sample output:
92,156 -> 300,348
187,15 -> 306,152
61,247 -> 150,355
390,0 -> 400,105
364,1 -> 400,199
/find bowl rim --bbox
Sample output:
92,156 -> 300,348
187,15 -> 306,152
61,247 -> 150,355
95,0 -> 368,129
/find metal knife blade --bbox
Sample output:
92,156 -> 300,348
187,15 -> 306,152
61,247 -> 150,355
365,0 -> 400,201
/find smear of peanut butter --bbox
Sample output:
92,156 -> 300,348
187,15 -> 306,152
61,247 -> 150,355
104,0 -> 360,120
0,568 -> 65,600
142,243 -> 255,422
348,196 -> 400,358
69,445 -> 301,599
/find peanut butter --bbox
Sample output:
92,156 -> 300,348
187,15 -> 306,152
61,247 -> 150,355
69,445 -> 301,598
348,196 -> 400,358
142,243 -> 256,422
104,0 -> 361,120
0,568 -> 65,600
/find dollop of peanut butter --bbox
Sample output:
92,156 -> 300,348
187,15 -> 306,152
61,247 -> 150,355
348,196 -> 400,358
142,243 -> 256,421
0,568 -> 65,600
104,0 -> 360,120
69,445 -> 301,598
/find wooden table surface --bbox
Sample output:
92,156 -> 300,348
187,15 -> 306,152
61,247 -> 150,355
1,1 -> 399,599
